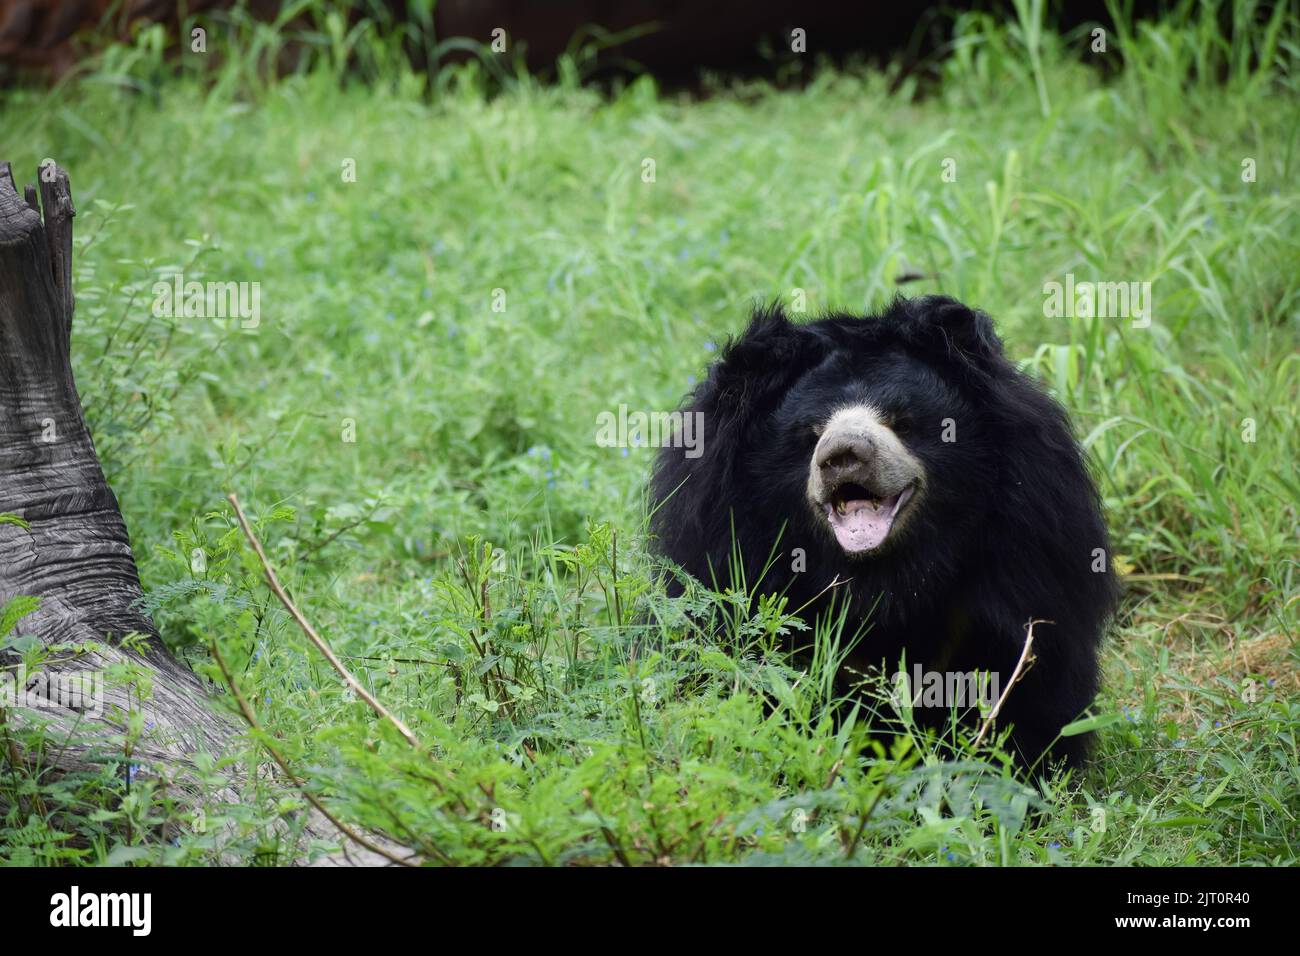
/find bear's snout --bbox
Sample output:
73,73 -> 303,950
805,405 -> 927,555
817,437 -> 878,478
806,405 -> 923,507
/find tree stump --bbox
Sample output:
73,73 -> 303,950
0,161 -> 407,865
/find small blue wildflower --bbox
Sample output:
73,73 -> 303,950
1049,842 -> 1061,850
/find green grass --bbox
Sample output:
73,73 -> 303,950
0,0 -> 1296,865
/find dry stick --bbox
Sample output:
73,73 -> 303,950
206,636 -> 419,867
227,493 -> 422,750
791,574 -> 850,619
971,618 -> 1049,751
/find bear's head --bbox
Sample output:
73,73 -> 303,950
652,296 -> 1022,578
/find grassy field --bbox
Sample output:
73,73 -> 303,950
1,1 -> 1296,865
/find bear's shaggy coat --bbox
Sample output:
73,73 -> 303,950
650,297 -> 1118,768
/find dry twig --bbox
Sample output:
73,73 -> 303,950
227,492 -> 422,750
972,618 -> 1048,750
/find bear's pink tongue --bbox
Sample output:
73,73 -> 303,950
827,487 -> 912,553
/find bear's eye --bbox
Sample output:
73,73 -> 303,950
891,416 -> 913,437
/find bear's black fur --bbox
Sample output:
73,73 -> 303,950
650,296 -> 1118,770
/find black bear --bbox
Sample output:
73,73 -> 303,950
650,296 -> 1118,770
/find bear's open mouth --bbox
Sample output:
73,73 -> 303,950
824,482 -> 915,553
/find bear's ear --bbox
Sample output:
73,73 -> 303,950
903,295 -> 1004,372
717,303 -> 803,375
686,300 -> 816,434
707,303 -> 820,413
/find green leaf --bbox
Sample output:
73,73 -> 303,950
1200,774 -> 1233,810
1060,712 -> 1124,736
105,846 -> 153,865
0,595 -> 40,639
1153,816 -> 1215,828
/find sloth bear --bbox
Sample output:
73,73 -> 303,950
650,296 -> 1118,770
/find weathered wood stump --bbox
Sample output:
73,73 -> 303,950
0,160 -> 231,771
0,161 -> 406,864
